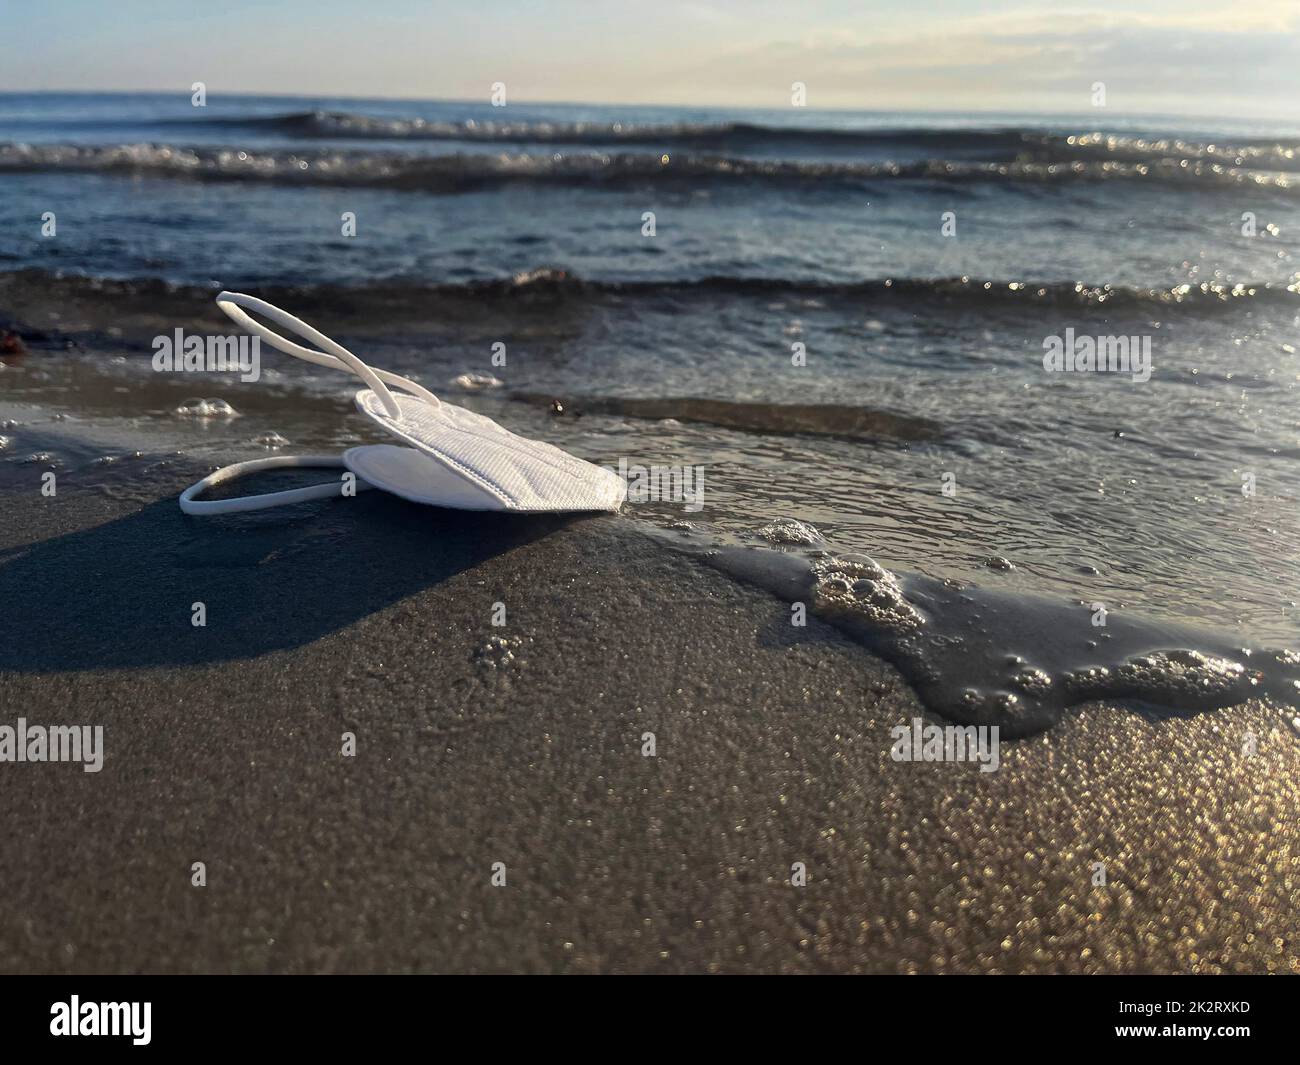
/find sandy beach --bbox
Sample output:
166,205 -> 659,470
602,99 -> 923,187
3,61 -> 1300,983
1,456 -> 1296,974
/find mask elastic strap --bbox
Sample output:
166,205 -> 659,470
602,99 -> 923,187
179,455 -> 372,515
215,291 -> 441,416
181,293 -> 441,514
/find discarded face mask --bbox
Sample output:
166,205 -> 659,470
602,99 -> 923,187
178,292 -> 626,516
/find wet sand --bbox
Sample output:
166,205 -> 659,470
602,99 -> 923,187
1,463 -> 1297,973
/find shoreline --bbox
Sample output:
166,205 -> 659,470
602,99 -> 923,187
1,457 -> 1297,973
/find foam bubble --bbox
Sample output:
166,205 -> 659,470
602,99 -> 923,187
812,552 -> 925,633
450,372 -> 504,392
758,517 -> 825,546
175,398 -> 238,418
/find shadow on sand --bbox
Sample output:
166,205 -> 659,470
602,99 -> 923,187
0,487 -> 579,672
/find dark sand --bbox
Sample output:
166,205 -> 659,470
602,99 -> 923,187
1,461 -> 1298,974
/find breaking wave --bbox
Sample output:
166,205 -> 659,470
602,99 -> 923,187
3,268 -> 1297,338
174,110 -> 1300,171
3,141 -> 1297,195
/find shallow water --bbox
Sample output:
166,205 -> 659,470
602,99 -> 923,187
651,519 -> 1300,737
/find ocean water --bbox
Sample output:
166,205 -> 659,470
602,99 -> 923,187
3,92 -> 1300,724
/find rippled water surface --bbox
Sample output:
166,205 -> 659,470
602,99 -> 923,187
3,92 -> 1299,649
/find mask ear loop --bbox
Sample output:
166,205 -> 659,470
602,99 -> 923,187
180,293 -> 439,515
179,454 -> 374,515
214,291 -> 442,415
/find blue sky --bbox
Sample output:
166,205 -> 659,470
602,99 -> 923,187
1,0 -> 1297,116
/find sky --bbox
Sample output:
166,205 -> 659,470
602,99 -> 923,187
1,0 -> 1298,117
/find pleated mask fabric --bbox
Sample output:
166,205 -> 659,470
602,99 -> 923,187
178,292 -> 625,516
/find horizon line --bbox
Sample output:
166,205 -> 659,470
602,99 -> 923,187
0,88 -> 1282,128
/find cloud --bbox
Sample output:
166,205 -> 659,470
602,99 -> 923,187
673,6 -> 1300,115
3,0 -> 1295,117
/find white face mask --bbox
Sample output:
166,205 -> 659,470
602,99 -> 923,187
178,292 -> 626,516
